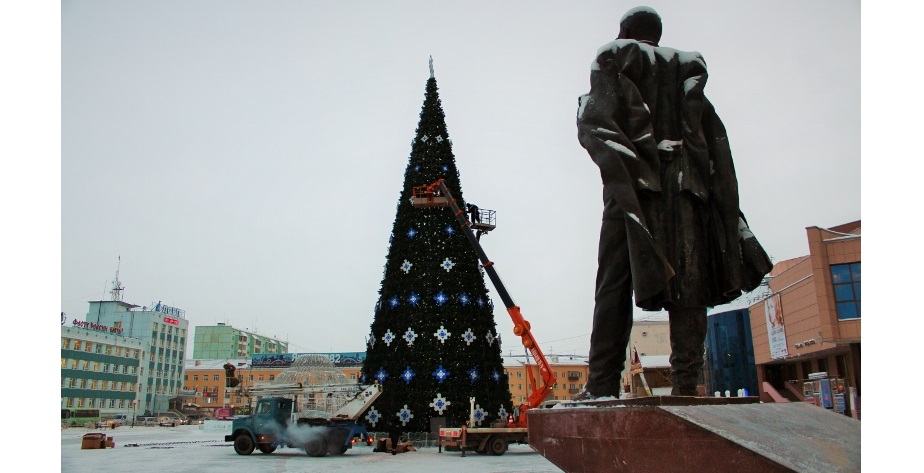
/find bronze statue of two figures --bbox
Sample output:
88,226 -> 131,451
575,7 -> 772,399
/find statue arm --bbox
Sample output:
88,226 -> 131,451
577,42 -> 660,193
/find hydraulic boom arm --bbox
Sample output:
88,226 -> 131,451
412,179 -> 557,426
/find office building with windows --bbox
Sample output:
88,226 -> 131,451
749,220 -> 860,419
192,323 -> 288,359
82,297 -> 190,415
60,324 -> 147,417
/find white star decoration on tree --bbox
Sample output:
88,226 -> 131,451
404,328 -> 417,346
441,258 -> 454,271
486,331 -> 496,346
397,405 -> 414,426
462,328 -> 475,346
498,406 -> 508,420
382,329 -> 395,347
473,405 -> 487,426
429,393 -> 451,415
365,407 -> 381,427
434,325 -> 451,344
401,260 -> 413,273
435,135 -> 443,143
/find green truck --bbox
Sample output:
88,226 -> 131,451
225,383 -> 381,457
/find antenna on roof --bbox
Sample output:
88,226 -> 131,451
429,55 -> 435,78
109,255 -> 124,302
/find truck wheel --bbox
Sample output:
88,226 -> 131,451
257,444 -> 277,454
233,434 -> 256,455
488,436 -> 508,456
305,436 -> 327,457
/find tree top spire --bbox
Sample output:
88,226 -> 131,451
429,56 -> 434,78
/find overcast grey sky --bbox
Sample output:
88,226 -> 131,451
53,0 -> 862,357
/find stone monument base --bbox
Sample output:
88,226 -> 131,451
528,396 -> 859,473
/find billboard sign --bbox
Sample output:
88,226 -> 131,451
764,293 -> 788,359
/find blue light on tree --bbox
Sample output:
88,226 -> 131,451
434,291 -> 448,306
375,368 -> 389,383
400,366 -> 416,384
459,293 -> 470,306
468,367 -> 480,383
408,292 -> 420,306
433,364 -> 450,383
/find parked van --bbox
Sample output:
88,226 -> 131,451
112,414 -> 130,424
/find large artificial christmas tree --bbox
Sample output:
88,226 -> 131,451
361,67 -> 513,433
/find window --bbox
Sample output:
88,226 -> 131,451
61,358 -> 66,368
62,339 -> 70,349
93,362 -> 99,372
66,398 -> 74,408
269,375 -> 275,381
74,340 -> 82,351
90,380 -> 98,390
105,345 -> 112,355
69,379 -> 77,388
115,346 -> 123,357
71,360 -> 78,369
85,342 -> 93,352
213,375 -> 219,381
81,361 -> 89,370
96,344 -> 102,354
831,262 -> 861,320
193,375 -> 198,381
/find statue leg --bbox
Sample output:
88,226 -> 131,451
583,216 -> 633,398
668,307 -> 707,396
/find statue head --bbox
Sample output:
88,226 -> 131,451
617,6 -> 662,46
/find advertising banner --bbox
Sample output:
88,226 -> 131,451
765,293 -> 788,359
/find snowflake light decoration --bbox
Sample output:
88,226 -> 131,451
430,393 -> 451,415
467,367 -> 480,383
403,328 -> 417,346
401,260 -> 413,273
397,405 -> 414,426
407,228 -> 417,238
382,329 -> 395,347
413,164 -> 420,173
375,368 -> 388,383
365,407 -> 381,427
433,364 -> 450,383
492,368 -> 502,383
441,258 -> 454,271
400,366 -> 415,384
407,292 -> 420,306
434,325 -> 451,344
420,134 -> 429,142
435,135 -> 444,143
462,328 -> 475,346
472,405 -> 487,426
476,297 -> 485,307
497,406 -> 508,420
486,331 -> 496,346
442,165 -> 449,172
444,225 -> 455,236
389,296 -> 401,308
433,291 -> 448,306
459,293 -> 470,306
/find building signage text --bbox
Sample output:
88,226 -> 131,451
153,301 -> 185,318
72,319 -> 124,335
164,317 -> 180,325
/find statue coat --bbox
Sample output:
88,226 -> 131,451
577,39 -> 772,311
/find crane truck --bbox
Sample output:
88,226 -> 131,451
411,179 -> 558,456
225,382 -> 382,457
